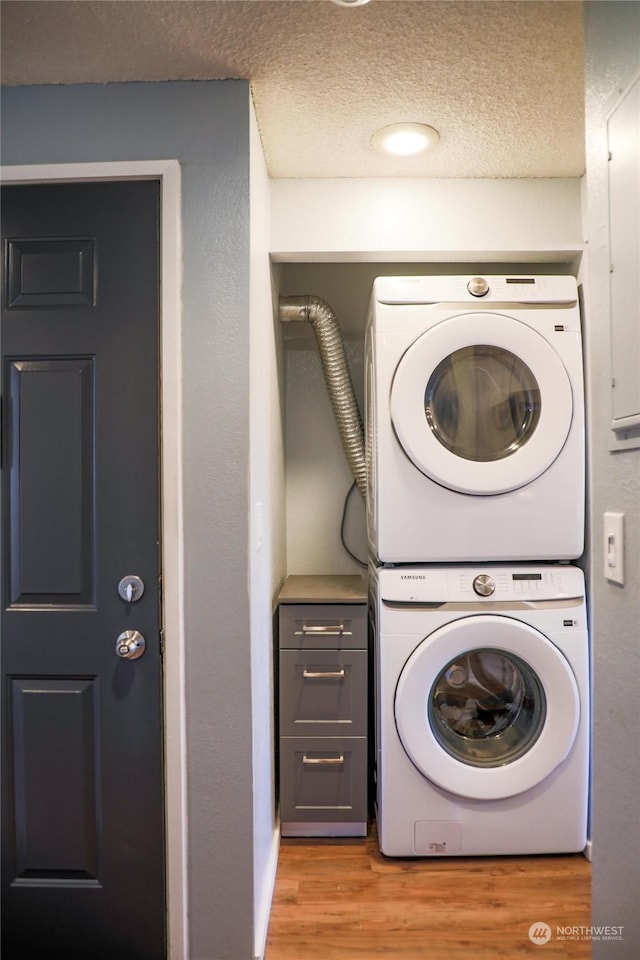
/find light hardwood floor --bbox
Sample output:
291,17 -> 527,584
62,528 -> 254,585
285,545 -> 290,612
265,827 -> 591,959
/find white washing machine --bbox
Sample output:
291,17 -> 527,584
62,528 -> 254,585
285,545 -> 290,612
371,563 -> 589,857
365,275 -> 585,562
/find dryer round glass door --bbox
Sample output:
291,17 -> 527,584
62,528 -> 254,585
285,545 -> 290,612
426,346 -> 541,462
394,615 -> 580,800
390,313 -> 574,494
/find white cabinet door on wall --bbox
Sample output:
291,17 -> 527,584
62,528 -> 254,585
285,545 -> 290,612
607,72 -> 640,440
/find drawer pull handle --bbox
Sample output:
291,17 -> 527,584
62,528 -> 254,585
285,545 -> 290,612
302,755 -> 344,765
302,668 -> 346,679
296,624 -> 352,636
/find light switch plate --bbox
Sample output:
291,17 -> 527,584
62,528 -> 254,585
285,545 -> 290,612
604,511 -> 624,585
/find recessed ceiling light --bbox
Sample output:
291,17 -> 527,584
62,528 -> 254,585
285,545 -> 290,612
330,0 -> 370,5
371,123 -> 440,157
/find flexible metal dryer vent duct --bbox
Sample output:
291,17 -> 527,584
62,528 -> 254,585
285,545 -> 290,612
279,295 -> 366,501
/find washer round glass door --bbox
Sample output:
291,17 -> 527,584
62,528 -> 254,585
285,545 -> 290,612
394,616 -> 580,800
390,313 -> 574,494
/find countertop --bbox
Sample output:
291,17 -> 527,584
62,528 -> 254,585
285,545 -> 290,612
278,574 -> 368,604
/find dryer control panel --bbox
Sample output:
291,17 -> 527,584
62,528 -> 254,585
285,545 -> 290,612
374,274 -> 578,306
379,564 -> 584,603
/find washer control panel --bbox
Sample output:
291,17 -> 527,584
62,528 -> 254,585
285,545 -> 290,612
379,565 -> 584,603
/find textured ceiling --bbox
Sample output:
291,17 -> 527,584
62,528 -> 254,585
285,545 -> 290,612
0,0 -> 585,179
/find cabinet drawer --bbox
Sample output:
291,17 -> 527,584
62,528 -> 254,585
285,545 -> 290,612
279,736 -> 367,827
279,649 -> 367,737
279,603 -> 367,650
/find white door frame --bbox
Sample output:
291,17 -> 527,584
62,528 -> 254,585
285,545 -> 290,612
0,161 -> 188,960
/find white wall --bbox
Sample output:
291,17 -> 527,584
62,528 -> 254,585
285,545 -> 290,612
249,99 -> 286,958
271,177 -> 583,262
273,180 -> 583,576
583,4 -> 640,955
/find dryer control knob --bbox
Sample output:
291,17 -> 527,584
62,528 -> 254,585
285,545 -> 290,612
467,276 -> 489,297
473,574 -> 495,596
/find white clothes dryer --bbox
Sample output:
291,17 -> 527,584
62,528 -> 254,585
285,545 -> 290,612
365,275 -> 585,562
371,563 -> 589,857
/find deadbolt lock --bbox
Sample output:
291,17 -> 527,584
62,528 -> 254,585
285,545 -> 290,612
118,575 -> 145,603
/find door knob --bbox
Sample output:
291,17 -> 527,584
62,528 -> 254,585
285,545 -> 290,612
116,630 -> 146,660
118,575 -> 145,603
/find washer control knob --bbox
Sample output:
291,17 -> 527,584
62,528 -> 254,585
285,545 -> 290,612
473,574 -> 495,597
467,276 -> 489,297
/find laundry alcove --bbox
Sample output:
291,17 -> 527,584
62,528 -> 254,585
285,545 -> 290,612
276,256 -> 579,578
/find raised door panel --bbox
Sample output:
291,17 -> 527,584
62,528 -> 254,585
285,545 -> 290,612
5,358 -> 95,607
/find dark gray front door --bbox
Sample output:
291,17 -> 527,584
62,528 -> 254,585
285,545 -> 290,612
1,181 -> 165,959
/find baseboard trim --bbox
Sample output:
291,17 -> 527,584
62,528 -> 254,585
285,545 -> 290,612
254,824 -> 280,960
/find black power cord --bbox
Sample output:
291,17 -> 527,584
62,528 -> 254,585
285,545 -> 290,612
340,481 -> 367,569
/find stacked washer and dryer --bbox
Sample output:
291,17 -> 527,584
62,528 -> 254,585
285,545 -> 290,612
365,275 -> 589,857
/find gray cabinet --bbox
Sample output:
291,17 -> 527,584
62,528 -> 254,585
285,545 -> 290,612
278,576 -> 368,837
